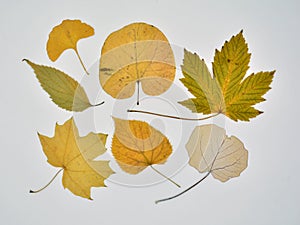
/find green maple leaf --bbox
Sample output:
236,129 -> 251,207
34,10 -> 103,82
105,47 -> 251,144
179,31 -> 275,121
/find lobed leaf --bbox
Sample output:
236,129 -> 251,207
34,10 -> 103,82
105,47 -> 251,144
179,31 -> 275,121
38,117 -> 114,199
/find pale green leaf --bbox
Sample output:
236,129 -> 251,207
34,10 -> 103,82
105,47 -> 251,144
24,59 -> 92,112
178,98 -> 211,114
179,49 -> 223,114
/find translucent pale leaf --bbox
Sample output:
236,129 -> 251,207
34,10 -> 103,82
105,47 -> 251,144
186,124 -> 248,182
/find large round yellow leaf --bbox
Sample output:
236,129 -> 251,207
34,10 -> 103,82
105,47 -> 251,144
99,22 -> 176,100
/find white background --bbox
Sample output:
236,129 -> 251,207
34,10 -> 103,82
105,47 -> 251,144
1,0 -> 299,224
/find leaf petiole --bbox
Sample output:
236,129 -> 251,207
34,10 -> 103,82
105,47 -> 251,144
74,48 -> 89,75
150,165 -> 180,188
29,168 -> 63,194
92,101 -> 105,107
155,172 -> 210,204
136,80 -> 140,105
128,109 -> 220,121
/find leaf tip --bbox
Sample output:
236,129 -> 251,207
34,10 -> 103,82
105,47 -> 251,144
22,59 -> 35,68
183,48 -> 193,57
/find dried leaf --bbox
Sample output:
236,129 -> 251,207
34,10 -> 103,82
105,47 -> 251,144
46,19 -> 94,74
37,117 -> 114,199
179,31 -> 275,121
24,59 -> 93,112
112,117 -> 172,174
99,22 -> 175,103
186,124 -> 248,182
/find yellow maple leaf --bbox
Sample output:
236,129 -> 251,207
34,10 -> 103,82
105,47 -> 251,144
99,22 -> 176,104
46,19 -> 94,74
179,31 -> 275,121
31,117 -> 114,200
112,117 -> 179,187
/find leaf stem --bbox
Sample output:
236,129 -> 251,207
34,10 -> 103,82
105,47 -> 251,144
150,165 -> 181,188
155,172 -> 210,204
74,48 -> 89,75
128,110 -> 220,121
29,168 -> 63,194
92,101 -> 105,107
136,80 -> 140,105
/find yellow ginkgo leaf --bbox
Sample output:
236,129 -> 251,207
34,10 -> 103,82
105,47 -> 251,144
31,117 -> 114,200
46,19 -> 94,74
112,117 -> 179,187
99,22 -> 176,104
